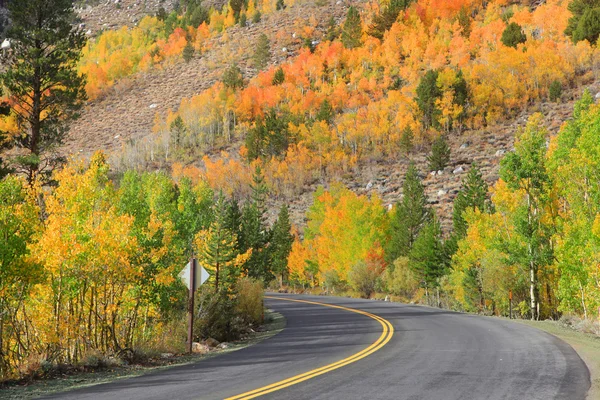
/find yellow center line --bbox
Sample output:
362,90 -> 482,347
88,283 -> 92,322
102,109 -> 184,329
224,296 -> 395,400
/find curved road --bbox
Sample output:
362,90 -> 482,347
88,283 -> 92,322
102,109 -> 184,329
45,294 -> 590,400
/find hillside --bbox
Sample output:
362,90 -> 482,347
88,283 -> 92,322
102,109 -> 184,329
62,0 -> 599,232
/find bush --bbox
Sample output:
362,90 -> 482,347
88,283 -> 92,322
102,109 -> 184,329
322,269 -> 346,293
195,288 -> 245,342
239,12 -> 247,27
236,277 -> 264,326
272,67 -> 285,85
383,257 -> 419,298
182,41 -> 195,63
549,80 -> 562,102
348,260 -> 384,299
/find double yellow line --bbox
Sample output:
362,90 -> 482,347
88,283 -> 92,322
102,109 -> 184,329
225,296 -> 395,400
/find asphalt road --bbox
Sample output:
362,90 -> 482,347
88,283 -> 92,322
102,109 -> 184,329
44,294 -> 590,400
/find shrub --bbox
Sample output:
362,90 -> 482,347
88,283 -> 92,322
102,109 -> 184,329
348,260 -> 384,299
236,277 -> 264,326
195,288 -> 245,342
383,257 -> 419,298
272,67 -> 285,85
549,80 -> 562,102
322,269 -> 346,293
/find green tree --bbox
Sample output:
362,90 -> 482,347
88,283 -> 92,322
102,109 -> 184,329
245,110 -> 291,160
270,204 -> 294,285
565,0 -> 600,44
272,67 -> 285,85
222,64 -> 244,90
325,17 -> 340,41
230,0 -> 244,21
1,0 -> 87,183
316,99 -> 334,123
500,114 -> 554,320
276,0 -> 286,10
183,41 -> 195,62
253,33 -> 271,70
549,80 -> 563,103
386,163 -> 429,262
501,22 -> 527,48
409,212 -> 446,304
200,193 -> 241,292
239,12 -> 247,27
368,0 -> 412,40
252,10 -> 261,23
456,6 -> 472,37
416,70 -> 441,130
240,166 -> 272,282
427,135 -> 451,171
341,6 -> 362,49
399,127 -> 414,154
170,115 -> 187,150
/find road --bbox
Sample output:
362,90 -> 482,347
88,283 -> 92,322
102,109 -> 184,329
44,294 -> 590,400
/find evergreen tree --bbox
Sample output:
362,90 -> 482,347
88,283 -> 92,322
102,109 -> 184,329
325,17 -> 340,41
399,127 -> 414,155
565,0 -> 600,44
253,33 -> 271,70
239,12 -> 247,27
501,22 -> 527,48
245,110 -> 290,160
272,67 -> 285,85
341,6 -> 362,49
316,99 -> 334,123
415,70 -> 442,130
170,115 -> 187,150
409,213 -> 446,302
368,0 -> 412,40
240,166 -> 272,282
270,204 -> 294,285
230,0 -> 244,21
222,64 -> 244,90
252,10 -> 261,23
1,0 -> 87,183
549,80 -> 563,102
386,163 -> 429,263
457,6 -> 472,37
452,69 -> 469,127
276,0 -> 286,10
182,41 -> 195,62
428,135 -> 451,171
200,194 -> 240,292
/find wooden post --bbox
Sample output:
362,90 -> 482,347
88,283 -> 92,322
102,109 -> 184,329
509,290 -> 513,319
187,257 -> 197,354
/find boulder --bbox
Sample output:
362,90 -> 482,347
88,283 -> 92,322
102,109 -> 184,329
217,343 -> 229,349
453,166 -> 464,174
192,342 -> 209,354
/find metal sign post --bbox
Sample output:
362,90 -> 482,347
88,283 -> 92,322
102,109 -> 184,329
187,257 -> 196,354
179,258 -> 210,353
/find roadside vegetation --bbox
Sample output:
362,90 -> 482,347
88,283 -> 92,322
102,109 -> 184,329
3,0 -> 600,391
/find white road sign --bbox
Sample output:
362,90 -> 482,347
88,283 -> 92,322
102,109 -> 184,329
179,261 -> 210,290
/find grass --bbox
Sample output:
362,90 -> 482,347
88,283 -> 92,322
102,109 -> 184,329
514,319 -> 600,400
0,310 -> 286,400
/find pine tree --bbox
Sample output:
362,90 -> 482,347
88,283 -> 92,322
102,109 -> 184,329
272,67 -> 285,85
240,166 -> 272,282
416,70 -> 442,130
230,0 -> 244,21
222,64 -> 244,90
276,0 -> 286,10
1,0 -> 87,183
427,135 -> 451,171
368,0 -> 412,40
245,110 -> 290,160
253,33 -> 271,70
170,115 -> 187,150
183,41 -> 195,62
252,10 -> 261,23
399,127 -> 414,155
565,0 -> 600,44
239,12 -> 247,27
501,22 -> 527,48
409,212 -> 446,303
325,17 -> 340,41
200,194 -> 240,292
341,6 -> 362,49
386,163 -> 429,263
316,99 -> 334,123
270,204 -> 294,285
